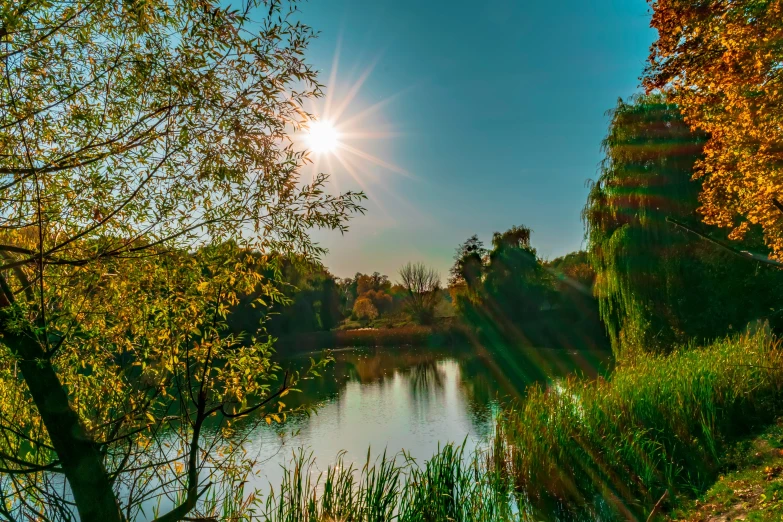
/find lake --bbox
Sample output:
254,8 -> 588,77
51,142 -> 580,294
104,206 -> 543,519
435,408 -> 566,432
234,344 -> 613,493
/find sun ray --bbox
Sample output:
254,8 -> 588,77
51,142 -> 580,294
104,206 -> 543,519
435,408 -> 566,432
332,149 -> 392,220
336,142 -> 414,179
337,83 -> 418,130
325,153 -> 341,196
329,54 -> 381,124
322,31 -> 343,120
337,131 -> 404,140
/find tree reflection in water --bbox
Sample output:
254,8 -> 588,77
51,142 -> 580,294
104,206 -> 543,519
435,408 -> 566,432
227,344 -> 612,492
274,343 -> 612,425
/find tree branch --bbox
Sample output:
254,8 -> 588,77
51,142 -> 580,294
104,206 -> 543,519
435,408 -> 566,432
666,217 -> 783,268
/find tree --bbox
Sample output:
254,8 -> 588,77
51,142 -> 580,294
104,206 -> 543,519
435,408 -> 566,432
545,251 -> 595,289
227,256 -> 344,337
452,226 -> 570,352
0,1 -> 363,521
477,226 -> 553,320
644,0 -> 783,257
352,297 -> 379,321
448,235 -> 487,288
319,277 -> 342,331
356,272 -> 391,296
584,95 -> 783,355
398,263 -> 441,325
363,289 -> 393,315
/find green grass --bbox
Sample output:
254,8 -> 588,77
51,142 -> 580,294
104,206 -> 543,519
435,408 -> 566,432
492,331 -> 783,520
668,420 -> 783,521
255,443 -> 516,522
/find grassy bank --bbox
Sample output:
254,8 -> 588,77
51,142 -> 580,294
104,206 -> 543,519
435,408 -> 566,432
669,420 -> 783,521
273,323 -> 470,354
493,331 -> 783,520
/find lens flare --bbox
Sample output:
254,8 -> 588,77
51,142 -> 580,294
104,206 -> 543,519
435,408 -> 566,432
306,120 -> 340,154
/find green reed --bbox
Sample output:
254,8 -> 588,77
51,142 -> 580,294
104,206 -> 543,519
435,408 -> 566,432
255,442 -> 517,522
493,330 -> 783,520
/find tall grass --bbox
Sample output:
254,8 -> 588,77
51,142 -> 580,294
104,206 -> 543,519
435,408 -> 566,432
493,331 -> 783,520
257,443 -> 516,521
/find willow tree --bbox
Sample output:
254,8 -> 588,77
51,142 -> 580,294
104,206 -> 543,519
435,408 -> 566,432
584,95 -> 783,355
0,1 -> 363,521
644,0 -> 783,257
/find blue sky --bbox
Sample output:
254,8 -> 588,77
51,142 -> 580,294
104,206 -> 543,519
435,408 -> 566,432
301,0 -> 656,280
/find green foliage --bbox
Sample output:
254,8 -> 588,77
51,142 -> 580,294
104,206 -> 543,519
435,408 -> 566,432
545,251 -> 595,289
229,256 -> 344,336
448,234 -> 488,288
453,226 -> 559,345
493,331 -> 783,520
257,443 -> 515,522
583,94 -> 783,355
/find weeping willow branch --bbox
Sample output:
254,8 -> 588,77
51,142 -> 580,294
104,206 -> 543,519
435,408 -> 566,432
666,217 -> 783,268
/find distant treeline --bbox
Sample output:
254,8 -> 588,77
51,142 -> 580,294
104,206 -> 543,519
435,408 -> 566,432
226,256 -> 452,341
447,227 -> 609,352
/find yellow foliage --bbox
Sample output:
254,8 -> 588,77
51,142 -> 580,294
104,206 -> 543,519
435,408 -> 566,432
646,0 -> 783,257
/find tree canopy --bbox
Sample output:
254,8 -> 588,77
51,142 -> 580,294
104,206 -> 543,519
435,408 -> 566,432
0,1 -> 362,520
644,0 -> 783,257
454,226 -> 554,335
584,94 -> 783,354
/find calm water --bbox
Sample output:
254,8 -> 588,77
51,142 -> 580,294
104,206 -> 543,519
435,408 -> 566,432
235,344 -> 613,491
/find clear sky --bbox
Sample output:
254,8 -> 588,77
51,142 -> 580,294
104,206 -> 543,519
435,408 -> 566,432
300,0 -> 656,280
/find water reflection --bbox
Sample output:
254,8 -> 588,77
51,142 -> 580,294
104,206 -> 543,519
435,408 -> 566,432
237,344 -> 611,490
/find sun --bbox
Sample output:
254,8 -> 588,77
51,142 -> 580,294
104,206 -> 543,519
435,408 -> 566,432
306,120 -> 340,154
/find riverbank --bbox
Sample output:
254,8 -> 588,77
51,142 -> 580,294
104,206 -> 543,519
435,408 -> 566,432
273,311 -> 612,356
493,330 -> 783,520
668,420 -> 783,521
272,323 -> 471,354
219,331 -> 783,521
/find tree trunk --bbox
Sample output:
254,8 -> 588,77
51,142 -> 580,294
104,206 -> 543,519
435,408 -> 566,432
4,328 -> 124,522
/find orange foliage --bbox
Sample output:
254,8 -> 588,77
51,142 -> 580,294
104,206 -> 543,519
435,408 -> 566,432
645,0 -> 783,256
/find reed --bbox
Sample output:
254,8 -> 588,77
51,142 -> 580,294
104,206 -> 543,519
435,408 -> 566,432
493,330 -> 783,519
256,443 -> 517,522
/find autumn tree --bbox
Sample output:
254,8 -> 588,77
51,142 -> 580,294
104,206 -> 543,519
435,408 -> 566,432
339,271 -> 394,320
0,1 -> 363,521
356,272 -> 391,296
352,297 -> 379,321
644,0 -> 783,256
584,95 -> 783,354
398,263 -> 441,325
